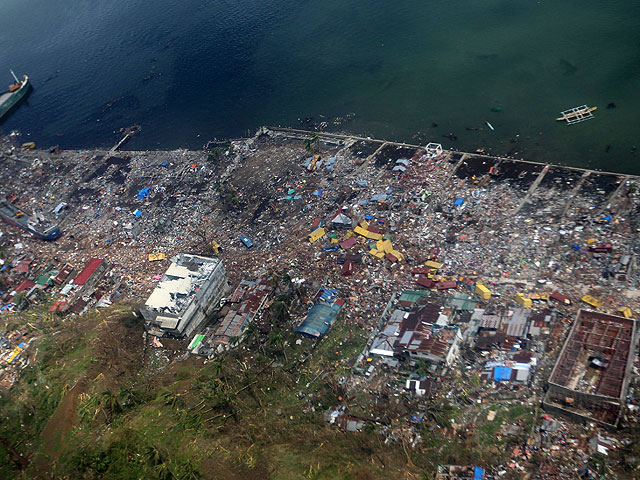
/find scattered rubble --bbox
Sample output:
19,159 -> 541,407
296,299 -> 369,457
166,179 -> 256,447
2,126 -> 640,477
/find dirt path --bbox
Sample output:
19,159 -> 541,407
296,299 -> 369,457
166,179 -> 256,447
33,380 -> 86,476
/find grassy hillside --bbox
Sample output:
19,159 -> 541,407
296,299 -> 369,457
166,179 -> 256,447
0,303 -> 510,479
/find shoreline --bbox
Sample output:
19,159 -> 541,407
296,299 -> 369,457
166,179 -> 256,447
6,125 -> 636,180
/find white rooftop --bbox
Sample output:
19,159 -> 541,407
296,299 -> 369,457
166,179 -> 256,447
144,254 -> 221,315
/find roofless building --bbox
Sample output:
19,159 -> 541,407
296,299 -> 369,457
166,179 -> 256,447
141,254 -> 228,338
543,309 -> 637,428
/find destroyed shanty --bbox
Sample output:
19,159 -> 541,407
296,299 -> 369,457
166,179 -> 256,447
2,126 -> 640,478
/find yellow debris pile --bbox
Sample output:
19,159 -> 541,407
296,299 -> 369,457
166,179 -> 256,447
581,294 -> 603,309
354,225 -> 382,241
475,283 -> 491,300
369,238 -> 404,261
515,293 -> 532,308
308,227 -> 326,243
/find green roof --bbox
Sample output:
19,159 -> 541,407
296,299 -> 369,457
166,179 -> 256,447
188,334 -> 206,350
448,291 -> 478,311
398,289 -> 430,304
35,263 -> 56,286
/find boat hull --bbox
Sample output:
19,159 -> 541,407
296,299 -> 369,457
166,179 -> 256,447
0,76 -> 30,121
0,200 -> 61,240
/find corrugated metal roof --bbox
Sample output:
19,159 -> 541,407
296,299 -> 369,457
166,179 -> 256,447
296,290 -> 344,337
73,258 -> 104,285
13,279 -> 35,293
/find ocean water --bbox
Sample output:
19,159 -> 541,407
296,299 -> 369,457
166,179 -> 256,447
1,0 -> 639,172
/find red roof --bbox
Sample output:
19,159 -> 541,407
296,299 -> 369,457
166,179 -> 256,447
340,237 -> 357,249
53,264 -> 74,285
342,260 -> 354,276
49,300 -> 69,313
550,291 -> 571,305
367,226 -> 385,234
14,262 -> 30,274
437,281 -> 457,290
13,279 -> 36,293
411,266 -> 431,275
416,277 -> 436,289
73,258 -> 104,285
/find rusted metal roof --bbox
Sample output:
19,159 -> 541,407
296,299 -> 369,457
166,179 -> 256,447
73,258 -> 104,285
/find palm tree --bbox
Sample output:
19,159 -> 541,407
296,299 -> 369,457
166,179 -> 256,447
304,134 -> 319,152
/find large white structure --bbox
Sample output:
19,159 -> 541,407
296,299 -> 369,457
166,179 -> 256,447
141,254 -> 228,337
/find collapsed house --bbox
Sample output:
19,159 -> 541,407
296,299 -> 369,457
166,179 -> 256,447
543,309 -> 637,428
369,299 -> 462,366
211,278 -> 273,349
140,254 -> 228,338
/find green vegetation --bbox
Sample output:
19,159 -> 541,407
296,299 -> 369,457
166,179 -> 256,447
0,302 -> 538,479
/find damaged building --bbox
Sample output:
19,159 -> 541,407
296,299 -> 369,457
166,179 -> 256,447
543,309 -> 637,428
369,298 -> 462,366
140,254 -> 228,338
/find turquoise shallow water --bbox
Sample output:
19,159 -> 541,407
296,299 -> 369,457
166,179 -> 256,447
0,0 -> 639,172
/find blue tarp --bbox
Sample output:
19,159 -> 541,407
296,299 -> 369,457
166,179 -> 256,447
494,366 -> 512,382
454,198 -> 464,206
296,290 -> 342,337
473,466 -> 484,480
133,209 -> 142,217
240,236 -> 253,248
138,187 -> 150,200
317,288 -> 340,304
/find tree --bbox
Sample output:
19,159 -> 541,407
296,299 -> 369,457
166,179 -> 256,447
304,134 -> 319,152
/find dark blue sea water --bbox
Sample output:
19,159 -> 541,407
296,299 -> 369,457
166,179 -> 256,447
1,0 -> 639,172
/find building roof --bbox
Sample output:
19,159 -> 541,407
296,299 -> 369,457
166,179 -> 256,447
505,308 -> 529,337
213,279 -> 273,345
340,237 -> 357,249
73,258 -> 104,285
52,264 -> 74,285
13,279 -> 36,293
296,288 -> 343,337
144,254 -> 222,317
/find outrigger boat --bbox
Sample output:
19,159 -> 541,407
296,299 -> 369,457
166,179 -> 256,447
556,105 -> 597,125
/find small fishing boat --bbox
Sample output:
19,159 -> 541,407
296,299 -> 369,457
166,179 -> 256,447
556,105 -> 597,124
